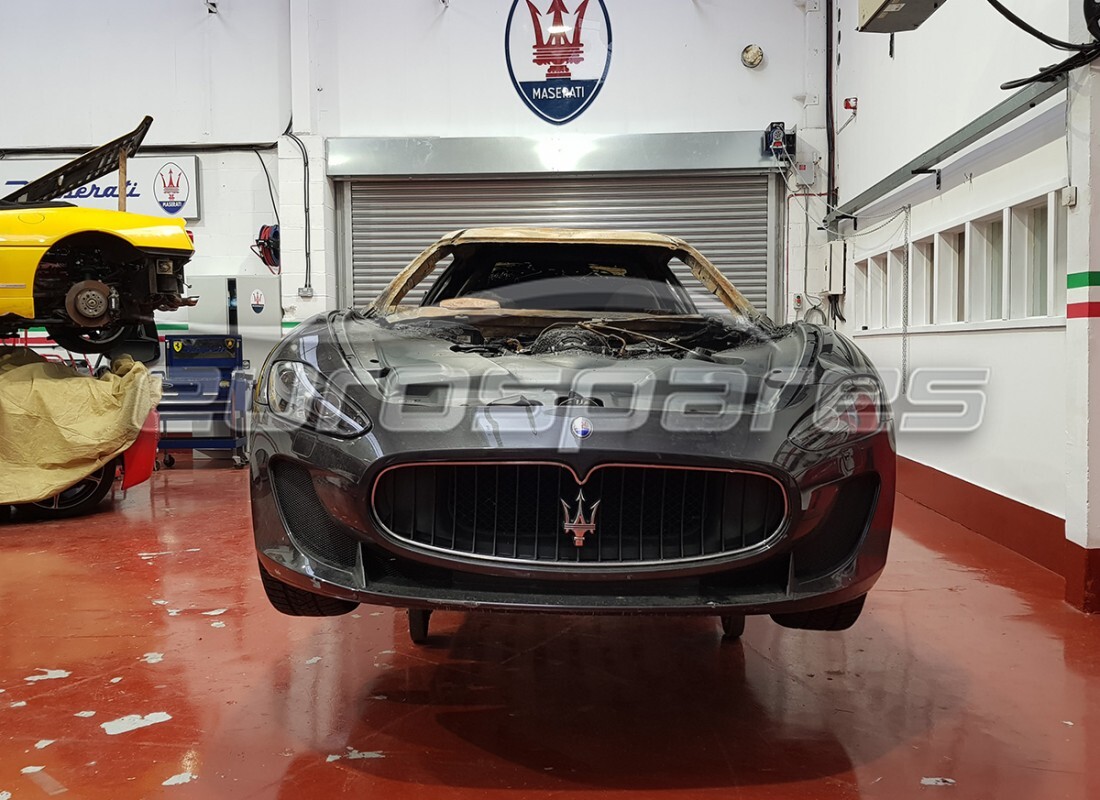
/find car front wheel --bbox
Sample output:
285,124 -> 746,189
258,562 -> 358,617
771,595 -> 867,632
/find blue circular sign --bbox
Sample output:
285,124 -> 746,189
571,417 -> 594,439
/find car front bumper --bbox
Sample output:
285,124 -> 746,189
249,413 -> 895,616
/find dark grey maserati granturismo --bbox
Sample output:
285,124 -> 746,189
249,228 -> 895,643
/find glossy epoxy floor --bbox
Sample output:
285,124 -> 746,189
1,468 -> 1098,800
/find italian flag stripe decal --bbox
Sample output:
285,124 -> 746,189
1068,273 -> 1100,317
1068,272 -> 1100,289
1068,302 -> 1100,319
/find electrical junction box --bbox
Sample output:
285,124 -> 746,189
793,158 -> 817,187
859,0 -> 947,33
825,241 -> 847,296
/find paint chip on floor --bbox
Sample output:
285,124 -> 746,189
1064,720 -> 1075,726
327,747 -> 385,763
110,677 -> 122,684
10,701 -> 27,708
21,766 -> 43,774
25,668 -> 71,682
921,777 -> 957,787
34,740 -> 54,749
0,790 -> 10,800
152,599 -> 168,606
141,653 -> 164,664
101,712 -> 172,735
167,609 -> 182,616
201,609 -> 227,616
346,749 -> 384,760
162,772 -> 196,786
305,657 -> 322,665
210,621 -> 226,629
74,711 -> 96,718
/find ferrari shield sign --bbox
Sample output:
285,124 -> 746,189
506,0 -> 612,125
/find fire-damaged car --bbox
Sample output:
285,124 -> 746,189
0,117 -> 195,353
249,228 -> 895,644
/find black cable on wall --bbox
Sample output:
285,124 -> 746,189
284,122 -> 313,298
825,0 -> 838,211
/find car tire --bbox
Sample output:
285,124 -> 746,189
408,609 -> 432,645
47,324 -> 132,354
28,461 -> 117,519
770,595 -> 867,632
258,561 -> 358,617
719,615 -> 746,641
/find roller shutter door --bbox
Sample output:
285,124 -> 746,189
347,173 -> 772,313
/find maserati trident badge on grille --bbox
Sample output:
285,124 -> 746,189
561,489 -> 600,547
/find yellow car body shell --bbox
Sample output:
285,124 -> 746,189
0,206 -> 193,319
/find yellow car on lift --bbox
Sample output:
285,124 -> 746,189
0,117 -> 196,352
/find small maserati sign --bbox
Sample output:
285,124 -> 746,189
506,0 -> 612,125
153,162 -> 190,215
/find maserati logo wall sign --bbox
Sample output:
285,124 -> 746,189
561,489 -> 600,547
505,0 -> 613,125
153,162 -> 189,215
570,416 -> 594,439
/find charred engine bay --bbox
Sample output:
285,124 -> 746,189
386,314 -> 786,363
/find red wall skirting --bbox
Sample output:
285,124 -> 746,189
1065,541 -> 1100,614
895,457 -> 1098,612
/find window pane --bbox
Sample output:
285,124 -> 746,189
956,231 -> 967,322
988,219 -> 1003,319
1030,206 -> 1048,317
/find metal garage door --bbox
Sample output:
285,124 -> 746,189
346,173 -> 773,314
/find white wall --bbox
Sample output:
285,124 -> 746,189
312,0 -> 813,138
0,0 -> 291,148
856,328 -> 1066,518
185,152 -> 282,279
823,0 -> 1077,518
834,0 -> 1069,202
146,150 -> 281,333
833,126 -> 1069,517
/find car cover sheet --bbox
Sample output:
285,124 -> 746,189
0,348 -> 161,504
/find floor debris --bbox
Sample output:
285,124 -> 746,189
24,669 -> 71,682
100,712 -> 172,735
921,777 -> 957,787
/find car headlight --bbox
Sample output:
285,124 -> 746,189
788,378 -> 889,451
266,360 -> 371,437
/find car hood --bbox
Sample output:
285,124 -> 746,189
338,314 -> 822,414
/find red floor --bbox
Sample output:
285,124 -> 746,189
1,467 -> 1098,800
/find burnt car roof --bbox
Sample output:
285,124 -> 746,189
369,227 -> 760,319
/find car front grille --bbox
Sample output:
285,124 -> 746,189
371,463 -> 787,567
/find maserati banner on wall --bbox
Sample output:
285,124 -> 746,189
506,0 -> 612,125
0,156 -> 200,220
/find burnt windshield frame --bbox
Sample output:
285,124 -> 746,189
420,243 -> 698,315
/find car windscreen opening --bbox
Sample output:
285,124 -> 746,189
420,243 -> 697,315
